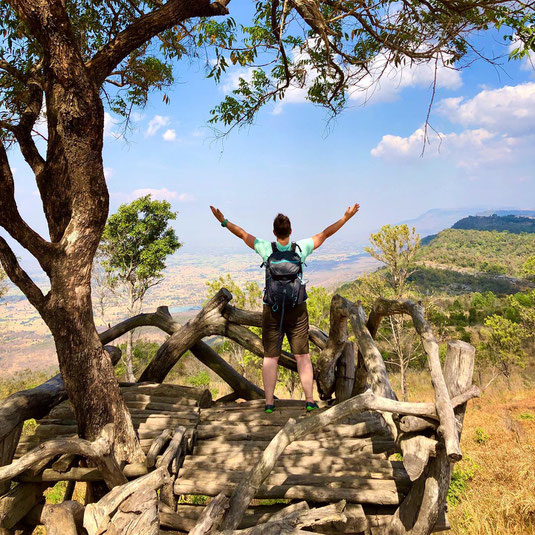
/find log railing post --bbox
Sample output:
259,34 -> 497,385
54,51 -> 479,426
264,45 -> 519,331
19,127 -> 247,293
387,340 -> 476,535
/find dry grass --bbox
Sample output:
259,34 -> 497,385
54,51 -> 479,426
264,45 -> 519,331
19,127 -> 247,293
403,369 -> 535,535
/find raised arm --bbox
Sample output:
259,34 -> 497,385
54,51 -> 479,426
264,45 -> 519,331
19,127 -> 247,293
210,206 -> 256,250
312,203 -> 360,250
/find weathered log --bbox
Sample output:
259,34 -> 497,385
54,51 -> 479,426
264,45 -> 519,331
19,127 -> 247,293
175,480 -> 404,505
140,289 -> 233,382
189,492 -> 229,535
369,298 -> 461,461
83,466 -> 168,535
219,384 -> 479,531
175,469 -> 411,490
103,306 -> 266,400
397,416 -> 438,434
388,340 -> 476,535
181,454 -> 405,474
0,423 -> 23,495
192,436 -> 395,456
41,500 -> 84,535
180,463 -> 408,481
146,429 -> 172,469
18,463 -> 149,482
156,427 -> 186,471
0,424 -> 125,489
316,295 -> 350,398
334,341 -> 356,403
0,483 -> 46,529
160,475 -> 178,511
196,419 -> 383,441
216,392 -> 241,404
121,382 -> 212,407
106,486 -> 159,535
0,345 -> 120,443
231,501 -> 347,535
349,303 -> 396,401
398,434 -> 438,481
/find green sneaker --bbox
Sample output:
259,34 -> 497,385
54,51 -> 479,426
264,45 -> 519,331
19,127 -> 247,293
265,404 -> 275,413
305,401 -> 319,411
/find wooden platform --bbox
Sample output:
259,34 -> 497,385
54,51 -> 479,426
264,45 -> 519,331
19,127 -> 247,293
13,391 -> 428,533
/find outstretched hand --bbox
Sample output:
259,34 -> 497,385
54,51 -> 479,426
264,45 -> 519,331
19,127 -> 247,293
210,206 -> 225,223
344,203 -> 360,220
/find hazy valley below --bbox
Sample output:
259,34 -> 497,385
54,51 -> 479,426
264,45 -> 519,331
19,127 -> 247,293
0,248 -> 379,376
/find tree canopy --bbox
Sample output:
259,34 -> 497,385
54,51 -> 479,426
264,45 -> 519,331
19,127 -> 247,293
100,195 -> 181,302
0,0 -> 533,136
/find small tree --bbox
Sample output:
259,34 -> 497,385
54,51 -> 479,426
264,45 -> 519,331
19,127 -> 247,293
99,195 -> 181,381
479,315 -> 526,388
364,224 -> 421,400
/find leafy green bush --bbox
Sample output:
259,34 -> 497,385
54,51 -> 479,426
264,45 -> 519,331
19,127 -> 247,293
188,370 -> 211,388
474,426 -> 490,445
448,460 -> 479,507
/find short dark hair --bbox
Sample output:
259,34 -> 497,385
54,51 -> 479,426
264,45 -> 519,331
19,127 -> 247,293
273,213 -> 291,239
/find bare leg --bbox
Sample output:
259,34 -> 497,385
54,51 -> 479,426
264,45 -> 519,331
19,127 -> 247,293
295,354 -> 314,402
263,356 -> 279,405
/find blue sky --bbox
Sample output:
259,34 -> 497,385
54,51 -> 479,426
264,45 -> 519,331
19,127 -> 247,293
5,14 -> 535,267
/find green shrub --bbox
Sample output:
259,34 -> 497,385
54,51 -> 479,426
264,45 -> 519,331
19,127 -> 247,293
188,370 -> 211,388
448,461 -> 479,507
518,412 -> 534,421
474,426 -> 490,444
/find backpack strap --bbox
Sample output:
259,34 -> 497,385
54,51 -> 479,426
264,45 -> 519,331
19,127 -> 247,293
271,242 -> 277,254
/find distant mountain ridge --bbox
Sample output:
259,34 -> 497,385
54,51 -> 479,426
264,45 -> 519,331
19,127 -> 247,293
398,207 -> 535,237
452,214 -> 535,233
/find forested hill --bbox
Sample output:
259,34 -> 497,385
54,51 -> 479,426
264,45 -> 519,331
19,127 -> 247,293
452,214 -> 535,233
417,228 -> 535,278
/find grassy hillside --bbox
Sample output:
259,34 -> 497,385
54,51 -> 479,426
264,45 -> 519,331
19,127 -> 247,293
408,266 -> 531,296
418,228 -> 535,277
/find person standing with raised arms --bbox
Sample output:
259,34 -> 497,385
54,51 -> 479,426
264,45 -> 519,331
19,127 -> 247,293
210,204 -> 360,412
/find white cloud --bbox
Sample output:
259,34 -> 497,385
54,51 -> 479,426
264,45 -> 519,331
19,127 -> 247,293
266,49 -> 462,114
146,115 -> 169,137
371,127 -> 532,169
112,188 -> 195,203
104,112 -> 121,139
348,54 -> 462,105
438,82 -> 535,135
371,81 -> 535,171
162,129 -> 177,142
104,167 -> 114,180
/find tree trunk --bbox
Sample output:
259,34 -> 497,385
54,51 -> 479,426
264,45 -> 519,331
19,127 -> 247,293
125,329 -> 137,383
44,282 -> 144,465
124,283 -> 137,383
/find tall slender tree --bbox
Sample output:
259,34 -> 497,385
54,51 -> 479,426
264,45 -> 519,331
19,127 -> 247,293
0,0 -> 532,460
99,195 -> 181,382
365,224 -> 421,400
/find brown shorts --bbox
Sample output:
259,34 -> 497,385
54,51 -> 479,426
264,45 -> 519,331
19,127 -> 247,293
262,302 -> 310,358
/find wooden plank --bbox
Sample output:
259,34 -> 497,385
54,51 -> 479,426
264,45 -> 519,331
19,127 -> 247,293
178,464 -> 409,481
193,437 -> 395,456
175,469 -> 411,489
174,480 -> 404,505
180,453 -> 403,471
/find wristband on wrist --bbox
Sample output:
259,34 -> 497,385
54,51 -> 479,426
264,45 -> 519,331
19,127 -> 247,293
221,219 -> 228,227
